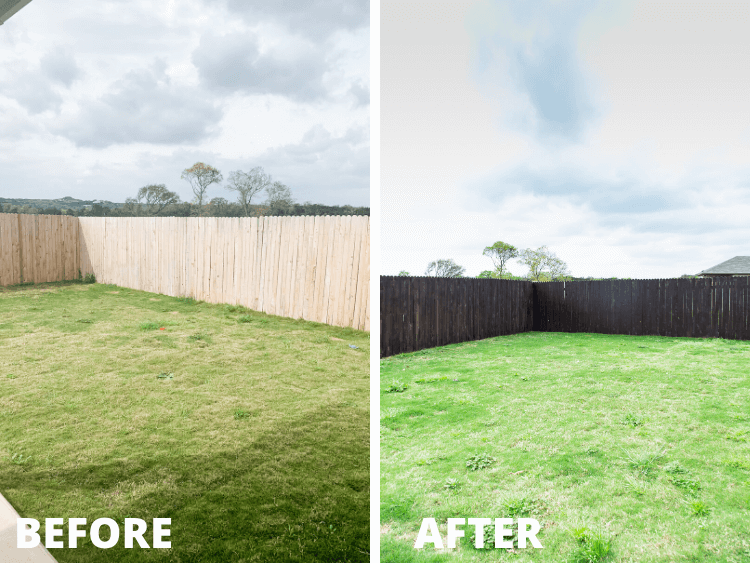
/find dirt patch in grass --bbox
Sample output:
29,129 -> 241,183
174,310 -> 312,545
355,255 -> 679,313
381,332 -> 750,562
0,282 -> 369,562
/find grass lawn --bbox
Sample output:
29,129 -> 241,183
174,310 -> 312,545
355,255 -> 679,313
380,332 -> 750,563
0,281 -> 369,562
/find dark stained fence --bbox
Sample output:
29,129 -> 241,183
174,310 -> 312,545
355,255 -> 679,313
534,277 -> 750,340
380,276 -> 533,357
381,276 -> 750,357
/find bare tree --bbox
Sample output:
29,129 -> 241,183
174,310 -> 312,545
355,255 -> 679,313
425,259 -> 465,278
225,167 -> 271,216
181,162 -> 222,211
265,181 -> 295,215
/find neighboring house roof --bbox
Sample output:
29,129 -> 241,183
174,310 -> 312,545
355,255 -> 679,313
0,0 -> 33,25
698,256 -> 750,276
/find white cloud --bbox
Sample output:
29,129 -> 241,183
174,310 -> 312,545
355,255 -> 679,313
0,0 -> 368,206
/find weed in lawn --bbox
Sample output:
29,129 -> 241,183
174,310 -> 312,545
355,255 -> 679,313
670,475 -> 701,495
621,446 -> 664,477
466,453 -> 496,471
622,412 -> 645,427
188,331 -> 211,344
237,314 -> 253,323
139,321 -> 161,330
443,477 -> 460,490
233,409 -> 251,420
664,461 -> 689,474
156,372 -> 174,380
624,475 -> 647,496
503,497 -> 543,518
571,527 -> 591,542
6,373 -> 15,379
723,459 -> 750,471
83,273 -> 96,284
417,455 -> 447,466
690,500 -> 710,517
469,526 -> 498,551
76,318 -> 94,324
385,380 -> 408,393
570,528 -> 612,563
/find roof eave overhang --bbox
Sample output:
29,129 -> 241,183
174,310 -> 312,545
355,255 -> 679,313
0,0 -> 33,25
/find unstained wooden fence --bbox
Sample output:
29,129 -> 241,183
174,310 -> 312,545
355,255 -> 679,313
0,214 -> 79,286
381,276 -> 750,356
0,213 -> 369,331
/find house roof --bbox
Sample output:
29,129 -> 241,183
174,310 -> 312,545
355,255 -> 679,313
698,256 -> 750,276
0,0 -> 33,25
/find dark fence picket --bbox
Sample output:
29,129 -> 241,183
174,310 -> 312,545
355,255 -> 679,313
380,276 -> 750,357
744,278 -> 750,340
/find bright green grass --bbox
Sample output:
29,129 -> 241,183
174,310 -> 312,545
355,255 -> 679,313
0,281 -> 369,562
380,332 -> 750,562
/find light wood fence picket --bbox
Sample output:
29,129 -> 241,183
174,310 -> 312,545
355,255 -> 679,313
0,213 -> 369,331
0,213 -> 79,286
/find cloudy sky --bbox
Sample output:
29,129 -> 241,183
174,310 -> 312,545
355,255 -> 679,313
382,0 -> 750,279
0,0 -> 369,206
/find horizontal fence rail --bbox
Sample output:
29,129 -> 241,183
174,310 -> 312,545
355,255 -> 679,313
380,276 -> 533,357
0,213 -> 369,331
535,277 -> 750,340
381,276 -> 750,357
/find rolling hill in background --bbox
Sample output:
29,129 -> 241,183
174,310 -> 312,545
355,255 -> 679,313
0,196 -> 121,212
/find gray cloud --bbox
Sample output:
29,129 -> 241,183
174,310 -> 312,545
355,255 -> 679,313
1,71 -> 63,114
223,0 -> 369,40
52,61 -> 222,148
257,124 -> 369,204
192,32 -> 327,100
473,164 -> 686,218
510,43 -> 595,139
348,81 -> 369,107
469,0 -> 600,141
40,49 -> 81,87
0,48 -> 80,114
466,161 -> 750,242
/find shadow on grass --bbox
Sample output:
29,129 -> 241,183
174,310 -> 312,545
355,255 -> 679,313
2,404 -> 369,563
0,279 -> 90,293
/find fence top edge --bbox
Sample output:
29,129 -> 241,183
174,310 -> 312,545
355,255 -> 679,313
4,213 -> 368,220
76,214 -> 368,219
380,276 -> 750,282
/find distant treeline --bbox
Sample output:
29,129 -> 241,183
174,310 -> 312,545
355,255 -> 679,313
0,197 -> 369,217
